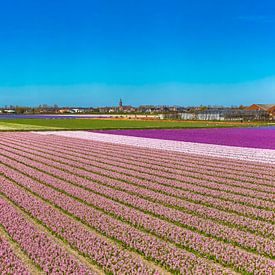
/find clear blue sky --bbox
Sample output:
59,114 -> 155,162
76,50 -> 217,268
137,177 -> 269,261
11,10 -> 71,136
0,0 -> 275,106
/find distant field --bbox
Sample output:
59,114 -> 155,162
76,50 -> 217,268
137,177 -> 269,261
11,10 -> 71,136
0,118 -> 268,131
0,122 -> 63,131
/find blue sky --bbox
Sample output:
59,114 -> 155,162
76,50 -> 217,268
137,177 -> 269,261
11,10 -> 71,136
0,0 -> 275,106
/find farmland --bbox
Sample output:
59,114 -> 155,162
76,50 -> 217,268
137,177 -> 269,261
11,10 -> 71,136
0,117 -> 270,131
0,129 -> 274,274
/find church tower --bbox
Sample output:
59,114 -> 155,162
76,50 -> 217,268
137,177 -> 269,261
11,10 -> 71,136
119,98 -> 123,111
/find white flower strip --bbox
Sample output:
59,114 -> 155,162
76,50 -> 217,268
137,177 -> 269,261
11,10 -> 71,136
34,131 -> 275,164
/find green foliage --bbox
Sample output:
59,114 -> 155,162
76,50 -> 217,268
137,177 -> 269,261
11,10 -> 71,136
0,118 -> 267,131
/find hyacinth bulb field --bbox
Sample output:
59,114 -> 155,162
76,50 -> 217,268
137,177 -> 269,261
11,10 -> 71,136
0,129 -> 274,274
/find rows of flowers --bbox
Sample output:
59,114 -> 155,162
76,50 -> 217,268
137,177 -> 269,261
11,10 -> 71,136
1,149 -> 273,242
0,197 -> 94,274
0,176 -> 159,274
0,173 -> 229,274
5,133 -> 275,195
0,234 -> 30,275
31,137 -> 274,188
1,139 -> 273,221
2,137 -> 274,206
0,151 -> 274,273
0,147 -> 274,237
35,131 -> 275,164
0,132 -> 274,274
1,145 -> 272,224
0,165 -> 274,274
17,132 -> 275,178
13,132 -> 275,184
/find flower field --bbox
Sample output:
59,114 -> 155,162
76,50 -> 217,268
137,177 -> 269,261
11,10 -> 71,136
94,128 -> 275,150
0,130 -> 274,274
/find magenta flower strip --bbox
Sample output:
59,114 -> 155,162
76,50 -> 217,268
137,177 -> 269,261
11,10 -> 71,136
91,128 -> 275,150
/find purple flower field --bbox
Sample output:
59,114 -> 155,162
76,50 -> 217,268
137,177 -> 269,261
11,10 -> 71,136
95,127 -> 275,149
0,131 -> 274,274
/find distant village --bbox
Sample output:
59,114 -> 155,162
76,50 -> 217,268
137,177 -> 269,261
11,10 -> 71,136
0,99 -> 275,121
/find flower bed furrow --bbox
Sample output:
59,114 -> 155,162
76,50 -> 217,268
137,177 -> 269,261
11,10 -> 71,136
0,197 -> 94,274
0,177 -> 160,275
7,133 -> 275,184
1,154 -> 275,257
1,138 -> 273,205
0,146 -> 273,223
0,234 -> 30,275
1,167 -> 274,275
0,175 -> 233,275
